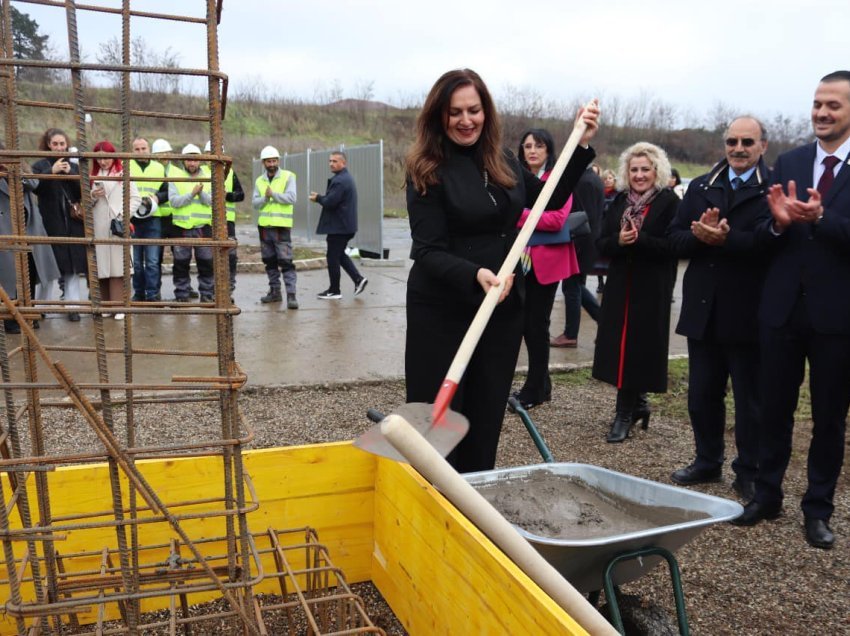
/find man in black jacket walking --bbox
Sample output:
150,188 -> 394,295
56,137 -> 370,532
667,116 -> 772,501
310,152 -> 367,299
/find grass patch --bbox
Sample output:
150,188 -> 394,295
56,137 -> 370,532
293,246 -> 325,260
552,356 -> 813,425
383,207 -> 408,219
552,366 -> 594,387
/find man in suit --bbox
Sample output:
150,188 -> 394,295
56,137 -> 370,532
731,71 -> 850,550
668,117 -> 772,501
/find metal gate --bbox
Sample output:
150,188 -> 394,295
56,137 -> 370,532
253,142 -> 384,255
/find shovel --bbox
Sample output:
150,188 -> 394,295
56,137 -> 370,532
355,100 -> 596,461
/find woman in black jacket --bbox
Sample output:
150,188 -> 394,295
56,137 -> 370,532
32,128 -> 85,321
592,142 -> 679,443
404,69 -> 599,472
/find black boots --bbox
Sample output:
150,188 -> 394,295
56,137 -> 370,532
606,389 -> 649,443
260,289 -> 282,303
632,392 -> 651,429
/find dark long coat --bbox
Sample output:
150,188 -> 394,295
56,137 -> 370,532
592,188 -> 679,392
668,157 -> 772,343
32,157 -> 86,275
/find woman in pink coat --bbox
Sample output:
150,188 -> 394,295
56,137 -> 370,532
512,128 -> 580,409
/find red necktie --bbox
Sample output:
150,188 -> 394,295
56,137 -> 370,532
816,155 -> 841,197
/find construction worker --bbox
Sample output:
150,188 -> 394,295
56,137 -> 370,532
252,145 -> 298,309
168,144 -> 213,302
129,137 -> 164,301
150,138 -> 193,297
203,141 -> 244,294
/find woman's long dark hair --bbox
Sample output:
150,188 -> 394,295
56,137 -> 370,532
517,128 -> 557,173
38,128 -> 70,152
406,68 -> 516,194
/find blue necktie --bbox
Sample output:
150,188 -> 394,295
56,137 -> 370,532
731,177 -> 743,190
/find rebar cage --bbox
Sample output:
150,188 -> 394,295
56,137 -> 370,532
0,2 -> 383,634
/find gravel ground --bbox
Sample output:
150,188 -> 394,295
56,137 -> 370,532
16,361 -> 850,635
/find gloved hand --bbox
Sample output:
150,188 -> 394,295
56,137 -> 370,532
133,196 -> 158,219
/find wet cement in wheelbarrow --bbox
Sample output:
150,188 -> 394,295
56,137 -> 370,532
475,472 -> 709,540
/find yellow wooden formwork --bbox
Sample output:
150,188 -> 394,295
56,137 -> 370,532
0,442 -> 588,635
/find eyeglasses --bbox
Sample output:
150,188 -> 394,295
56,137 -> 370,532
725,137 -> 758,147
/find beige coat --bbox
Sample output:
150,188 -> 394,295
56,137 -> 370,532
91,170 -> 140,279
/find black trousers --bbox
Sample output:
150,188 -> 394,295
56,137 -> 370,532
325,233 -> 361,293
517,270 -> 558,403
755,297 -> 850,520
562,274 -> 601,339
406,294 -> 523,473
686,337 -> 760,481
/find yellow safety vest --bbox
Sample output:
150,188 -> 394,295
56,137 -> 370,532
255,169 -> 294,228
171,173 -> 211,230
158,163 -> 186,218
201,165 -> 237,222
129,159 -> 166,217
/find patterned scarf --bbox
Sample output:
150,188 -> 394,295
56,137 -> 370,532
621,186 -> 660,232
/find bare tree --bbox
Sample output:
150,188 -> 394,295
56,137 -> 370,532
313,78 -> 344,104
96,36 -> 182,93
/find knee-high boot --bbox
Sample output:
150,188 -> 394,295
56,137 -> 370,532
607,388 -> 638,443
632,392 -> 651,430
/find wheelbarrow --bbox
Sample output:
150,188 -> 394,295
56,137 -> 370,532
471,398 -> 744,635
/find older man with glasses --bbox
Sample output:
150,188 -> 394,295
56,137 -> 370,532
667,116 -> 773,503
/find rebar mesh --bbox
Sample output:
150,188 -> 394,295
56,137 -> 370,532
0,3 -> 383,634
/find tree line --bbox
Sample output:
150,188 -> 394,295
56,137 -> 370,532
5,7 -> 813,210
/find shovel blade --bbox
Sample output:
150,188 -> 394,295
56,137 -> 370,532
353,402 -> 469,461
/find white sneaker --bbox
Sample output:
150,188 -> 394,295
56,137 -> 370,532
354,278 -> 368,296
114,313 -> 125,320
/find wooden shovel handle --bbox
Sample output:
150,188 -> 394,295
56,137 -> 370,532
382,414 -> 618,635
443,103 -> 594,385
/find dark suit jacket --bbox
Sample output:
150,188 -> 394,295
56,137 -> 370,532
316,167 -> 358,235
668,158 -> 773,343
758,143 -> 850,334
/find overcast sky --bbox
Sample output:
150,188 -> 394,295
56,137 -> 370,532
22,0 -> 845,128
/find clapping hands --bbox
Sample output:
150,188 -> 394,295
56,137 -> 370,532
767,181 -> 823,231
691,207 -> 729,245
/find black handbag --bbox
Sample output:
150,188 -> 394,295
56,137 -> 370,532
110,217 -> 124,237
567,210 -> 591,238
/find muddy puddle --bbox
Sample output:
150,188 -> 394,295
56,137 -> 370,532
474,471 -> 709,541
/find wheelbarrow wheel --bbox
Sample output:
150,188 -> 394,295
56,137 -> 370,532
601,593 -> 678,636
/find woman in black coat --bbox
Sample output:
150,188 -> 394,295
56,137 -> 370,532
592,142 -> 679,443
404,69 -> 599,472
31,128 -> 85,321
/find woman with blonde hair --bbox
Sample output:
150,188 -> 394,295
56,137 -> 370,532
90,140 -> 140,320
592,142 -> 679,442
404,68 -> 599,472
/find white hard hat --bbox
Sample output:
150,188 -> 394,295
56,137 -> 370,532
203,141 -> 225,153
151,138 -> 172,154
260,145 -> 280,160
182,143 -> 201,155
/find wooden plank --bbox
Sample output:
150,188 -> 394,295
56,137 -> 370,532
0,444 -> 377,633
371,460 -> 589,635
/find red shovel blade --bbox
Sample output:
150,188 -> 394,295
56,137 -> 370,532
353,402 -> 469,461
